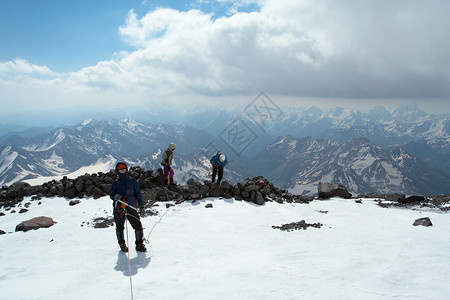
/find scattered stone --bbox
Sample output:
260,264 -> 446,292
18,208 -> 28,214
272,220 -> 323,232
15,216 -> 57,232
355,200 -> 362,204
413,217 -> 433,227
69,200 -> 81,206
0,229 -> 6,235
205,203 -> 213,208
92,217 -> 114,228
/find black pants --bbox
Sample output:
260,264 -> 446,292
212,165 -> 224,184
114,209 -> 144,245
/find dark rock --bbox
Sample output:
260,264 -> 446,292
234,195 -> 244,200
155,168 -> 165,186
75,183 -> 85,192
0,229 -> 5,235
318,182 -> 352,199
64,188 -> 76,199
401,196 -> 425,203
210,186 -> 224,197
49,186 -> 58,195
19,208 -> 28,214
255,191 -> 265,205
232,186 -> 241,196
413,217 -> 432,227
385,194 -> 405,202
92,217 -> 114,228
15,216 -> 57,232
69,200 -> 81,206
220,181 -> 233,190
205,203 -> 213,208
129,171 -> 140,179
0,212 -> 4,217
272,220 -> 322,232
100,184 -> 110,194
85,185 -> 95,196
244,184 -> 258,193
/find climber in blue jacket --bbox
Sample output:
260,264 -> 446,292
110,161 -> 146,253
210,151 -> 228,185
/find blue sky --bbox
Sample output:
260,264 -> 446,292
0,0 -> 449,126
0,0 -> 258,72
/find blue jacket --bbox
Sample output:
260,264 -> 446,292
210,152 -> 228,168
109,162 -> 143,211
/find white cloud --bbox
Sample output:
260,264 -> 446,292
0,58 -> 62,78
1,0 -> 450,113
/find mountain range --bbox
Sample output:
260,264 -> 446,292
0,104 -> 449,195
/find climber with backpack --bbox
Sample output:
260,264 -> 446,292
110,161 -> 147,252
210,151 -> 228,185
161,142 -> 176,185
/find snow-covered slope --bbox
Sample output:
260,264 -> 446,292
1,195 -> 449,299
0,119 -> 221,186
252,135 -> 450,195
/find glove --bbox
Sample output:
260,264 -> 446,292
113,194 -> 123,209
139,206 -> 146,217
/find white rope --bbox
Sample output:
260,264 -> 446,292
143,207 -> 171,244
120,203 -> 173,300
125,218 -> 134,300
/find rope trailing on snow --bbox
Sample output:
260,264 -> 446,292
124,217 -> 134,300
120,198 -> 179,299
143,207 -> 171,244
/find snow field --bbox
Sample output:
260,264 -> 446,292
0,196 -> 449,300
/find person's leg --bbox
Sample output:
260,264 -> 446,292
114,210 -> 128,251
128,212 -> 147,252
211,165 -> 217,183
217,166 -> 224,185
164,165 -> 171,185
169,167 -> 175,184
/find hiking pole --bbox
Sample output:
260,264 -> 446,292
117,199 -> 158,217
116,199 -> 138,211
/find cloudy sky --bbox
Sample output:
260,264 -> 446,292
1,0 -> 449,125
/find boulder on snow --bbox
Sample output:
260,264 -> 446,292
318,182 -> 352,199
413,217 -> 433,227
0,229 -> 6,235
69,200 -> 81,206
400,195 -> 425,204
15,216 -> 57,232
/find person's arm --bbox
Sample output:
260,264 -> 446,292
210,155 -> 217,166
109,181 -> 117,200
134,179 -> 144,207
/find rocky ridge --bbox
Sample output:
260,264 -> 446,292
1,167 -> 449,227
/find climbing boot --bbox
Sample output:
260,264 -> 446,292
136,244 -> 147,252
120,244 -> 128,252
